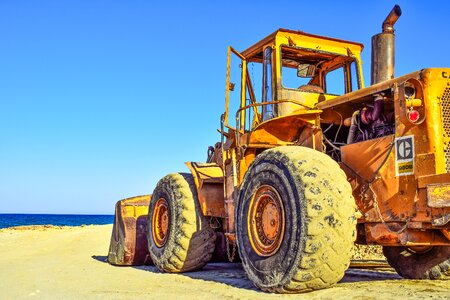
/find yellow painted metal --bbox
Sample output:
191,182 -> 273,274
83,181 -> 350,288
275,30 -> 363,57
337,67 -> 450,246
185,161 -> 224,199
240,59 -> 247,132
427,184 -> 450,208
108,195 -> 151,266
224,28 -> 367,172
220,27 -> 450,249
230,46 -> 245,60
225,46 -> 247,129
185,162 -> 226,217
421,68 -> 450,174
231,148 -> 238,188
224,29 -> 367,138
224,47 -> 231,126
316,71 -> 418,110
273,30 -> 365,103
245,68 -> 261,124
185,162 -> 224,181
123,205 -> 148,218
229,46 -> 247,131
241,29 -> 364,60
230,28 -> 365,132
406,98 -> 422,107
238,110 -> 321,149
277,92 -> 336,113
357,57 -> 365,89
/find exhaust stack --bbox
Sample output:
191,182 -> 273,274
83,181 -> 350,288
371,5 -> 402,85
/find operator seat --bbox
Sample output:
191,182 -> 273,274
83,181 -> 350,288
298,84 -> 324,93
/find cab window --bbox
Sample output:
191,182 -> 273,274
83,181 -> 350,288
325,66 -> 345,95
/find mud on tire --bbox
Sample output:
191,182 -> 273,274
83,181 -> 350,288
147,173 -> 216,272
383,246 -> 450,279
236,146 -> 357,293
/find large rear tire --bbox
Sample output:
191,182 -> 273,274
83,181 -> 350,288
236,146 -> 357,293
147,173 -> 216,272
383,246 -> 450,279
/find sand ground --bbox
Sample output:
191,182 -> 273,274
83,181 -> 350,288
0,225 -> 448,299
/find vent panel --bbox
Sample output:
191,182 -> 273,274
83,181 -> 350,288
441,87 -> 450,172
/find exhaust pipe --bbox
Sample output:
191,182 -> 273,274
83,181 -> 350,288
382,4 -> 402,33
371,5 -> 402,85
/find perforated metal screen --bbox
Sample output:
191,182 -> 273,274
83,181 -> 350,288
441,87 -> 450,172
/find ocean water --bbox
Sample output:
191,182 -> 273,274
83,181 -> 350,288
0,214 -> 114,229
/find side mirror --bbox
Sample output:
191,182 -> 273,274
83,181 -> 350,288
297,64 -> 316,78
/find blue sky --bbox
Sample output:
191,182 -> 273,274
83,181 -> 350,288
0,1 -> 449,214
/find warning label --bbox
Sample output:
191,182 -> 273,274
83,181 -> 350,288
395,136 -> 414,176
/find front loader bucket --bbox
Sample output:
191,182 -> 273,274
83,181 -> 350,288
107,195 -> 152,266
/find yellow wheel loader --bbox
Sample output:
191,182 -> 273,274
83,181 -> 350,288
109,5 -> 450,293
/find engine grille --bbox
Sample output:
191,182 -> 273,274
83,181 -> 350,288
441,87 -> 450,172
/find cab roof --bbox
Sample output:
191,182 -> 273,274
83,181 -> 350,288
241,28 -> 364,59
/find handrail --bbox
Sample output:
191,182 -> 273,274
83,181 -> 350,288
235,99 -> 313,130
233,99 -> 319,147
229,46 -> 245,60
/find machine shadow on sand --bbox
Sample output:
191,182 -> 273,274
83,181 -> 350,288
92,255 -> 401,291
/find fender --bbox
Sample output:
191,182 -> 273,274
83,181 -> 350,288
185,162 -> 226,218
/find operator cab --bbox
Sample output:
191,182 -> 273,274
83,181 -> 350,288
224,29 -> 365,132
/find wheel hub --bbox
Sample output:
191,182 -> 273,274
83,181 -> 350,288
152,198 -> 169,248
248,185 -> 285,256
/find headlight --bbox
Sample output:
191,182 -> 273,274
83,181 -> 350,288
404,79 -> 425,124
405,82 -> 416,98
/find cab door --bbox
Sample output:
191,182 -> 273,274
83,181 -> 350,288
221,46 -> 246,251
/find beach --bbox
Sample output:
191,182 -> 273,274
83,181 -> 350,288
0,225 -> 448,299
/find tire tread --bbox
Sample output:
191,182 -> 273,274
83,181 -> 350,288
239,146 -> 357,293
148,173 -> 216,273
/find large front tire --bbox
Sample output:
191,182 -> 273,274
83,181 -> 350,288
147,173 -> 216,272
236,146 -> 357,293
383,246 -> 450,279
